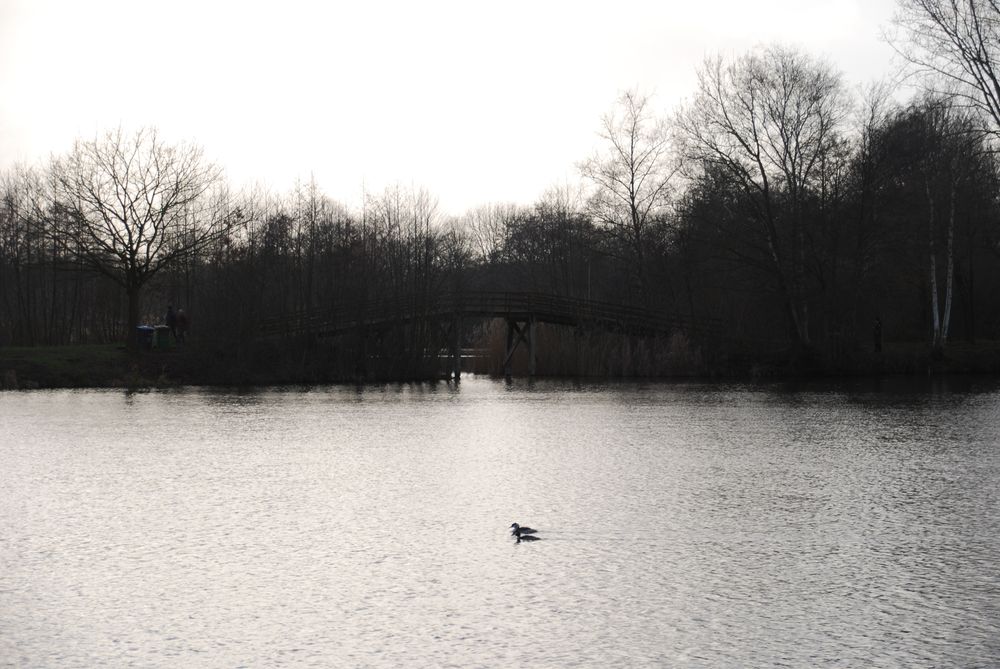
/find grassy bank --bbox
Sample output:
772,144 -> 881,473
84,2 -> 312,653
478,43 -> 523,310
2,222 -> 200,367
0,343 -> 245,390
1,344 -> 132,389
0,339 -> 452,389
4,338 -> 1000,390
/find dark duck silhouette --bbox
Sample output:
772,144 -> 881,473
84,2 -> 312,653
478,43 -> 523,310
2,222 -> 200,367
510,523 -> 539,539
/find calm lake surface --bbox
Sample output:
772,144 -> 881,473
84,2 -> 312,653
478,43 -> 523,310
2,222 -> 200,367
2,377 -> 1000,667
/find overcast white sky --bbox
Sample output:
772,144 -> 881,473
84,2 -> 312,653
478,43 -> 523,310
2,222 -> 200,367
1,0 -> 899,215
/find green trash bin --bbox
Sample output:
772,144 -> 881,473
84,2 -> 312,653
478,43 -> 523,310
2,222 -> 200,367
153,325 -> 173,349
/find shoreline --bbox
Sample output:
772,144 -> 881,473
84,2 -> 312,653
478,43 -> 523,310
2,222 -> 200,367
4,340 -> 1000,391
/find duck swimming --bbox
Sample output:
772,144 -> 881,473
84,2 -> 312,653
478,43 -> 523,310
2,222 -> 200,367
510,523 -> 537,536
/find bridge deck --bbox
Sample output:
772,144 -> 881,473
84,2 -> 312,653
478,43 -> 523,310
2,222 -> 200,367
259,291 -> 720,339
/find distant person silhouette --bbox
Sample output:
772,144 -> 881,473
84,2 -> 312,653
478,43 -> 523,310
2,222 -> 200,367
176,308 -> 189,344
165,305 -> 177,340
873,317 -> 882,353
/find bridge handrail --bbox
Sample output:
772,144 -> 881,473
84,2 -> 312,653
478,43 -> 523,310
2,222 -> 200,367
259,290 -> 723,337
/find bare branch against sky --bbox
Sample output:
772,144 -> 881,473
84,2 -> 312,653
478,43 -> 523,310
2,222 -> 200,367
1,0 -> 898,214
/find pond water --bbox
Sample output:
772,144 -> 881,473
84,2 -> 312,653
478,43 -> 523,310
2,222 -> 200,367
2,377 -> 1000,667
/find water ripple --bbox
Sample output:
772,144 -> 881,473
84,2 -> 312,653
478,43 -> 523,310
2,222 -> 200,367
2,380 -> 1000,666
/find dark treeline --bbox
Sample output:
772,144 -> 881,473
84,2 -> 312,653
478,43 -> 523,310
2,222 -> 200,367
5,24 -> 1000,378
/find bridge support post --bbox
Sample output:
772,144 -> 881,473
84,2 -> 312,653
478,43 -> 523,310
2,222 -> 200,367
503,316 -> 536,378
451,316 -> 462,380
505,320 -> 515,378
528,317 -> 536,377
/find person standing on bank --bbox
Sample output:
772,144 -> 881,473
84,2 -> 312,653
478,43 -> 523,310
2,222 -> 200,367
166,305 -> 177,340
176,308 -> 189,344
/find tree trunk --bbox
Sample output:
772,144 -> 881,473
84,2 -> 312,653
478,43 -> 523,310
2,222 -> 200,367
967,222 -> 976,343
794,198 -> 810,347
126,283 -> 141,354
927,180 -> 941,349
941,183 -> 956,344
629,202 -> 647,305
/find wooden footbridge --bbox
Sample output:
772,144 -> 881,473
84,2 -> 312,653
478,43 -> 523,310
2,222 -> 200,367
259,291 -> 719,377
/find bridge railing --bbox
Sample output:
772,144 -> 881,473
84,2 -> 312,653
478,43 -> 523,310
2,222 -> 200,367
258,291 -> 723,338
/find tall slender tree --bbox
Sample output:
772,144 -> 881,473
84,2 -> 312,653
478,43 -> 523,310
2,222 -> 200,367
580,90 -> 676,302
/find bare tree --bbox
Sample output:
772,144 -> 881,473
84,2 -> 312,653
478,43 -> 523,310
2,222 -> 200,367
51,127 -> 229,351
580,90 -> 676,301
1,166 -> 52,344
897,97 -> 982,349
890,0 -> 1000,137
364,184 -> 443,299
463,202 -> 523,263
676,46 -> 849,346
839,82 -> 901,339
